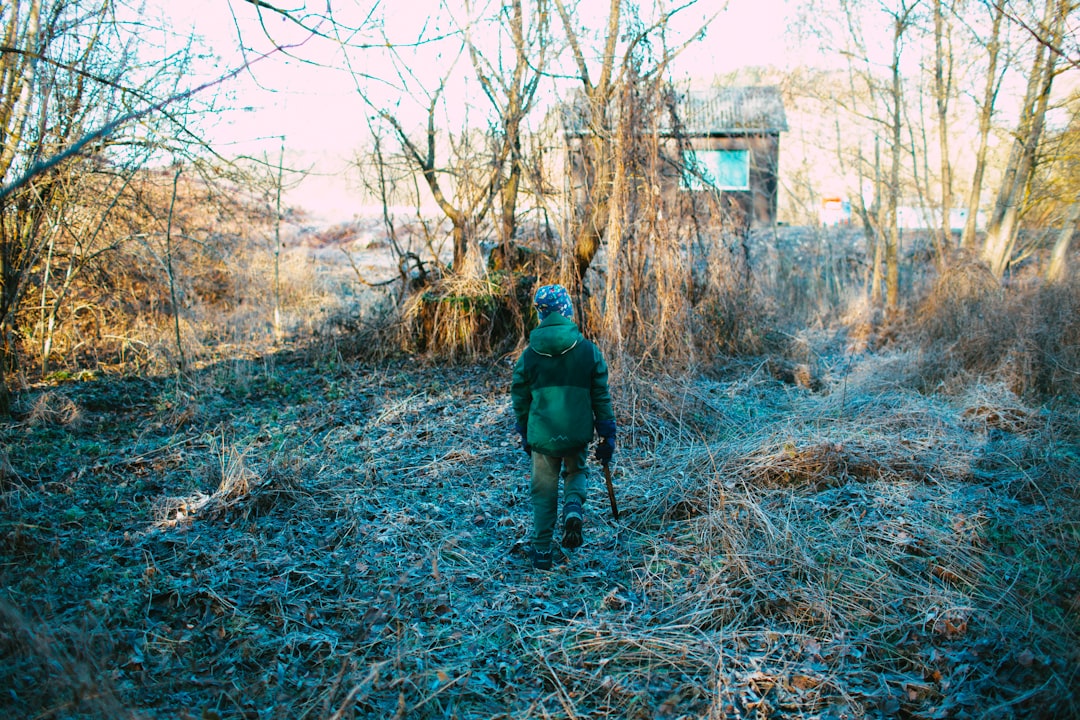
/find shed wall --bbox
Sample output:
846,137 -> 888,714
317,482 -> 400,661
564,133 -> 782,231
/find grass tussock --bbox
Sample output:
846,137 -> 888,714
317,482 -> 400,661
1011,276 -> 1080,398
27,390 -> 83,427
402,272 -> 532,360
621,361 -> 1079,718
693,271 -> 777,359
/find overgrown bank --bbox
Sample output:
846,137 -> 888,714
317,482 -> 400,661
1,346 -> 1077,719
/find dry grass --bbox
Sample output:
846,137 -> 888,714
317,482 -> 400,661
27,390 -> 83,427
401,272 -> 529,360
1,347 -> 1076,719
9,169 -> 396,384
3,218 -> 1078,717
905,261 -> 1080,400
0,600 -> 132,719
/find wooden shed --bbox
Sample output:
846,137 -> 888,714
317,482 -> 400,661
561,86 -> 788,230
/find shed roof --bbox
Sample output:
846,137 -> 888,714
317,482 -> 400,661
560,85 -> 788,137
677,86 -> 788,135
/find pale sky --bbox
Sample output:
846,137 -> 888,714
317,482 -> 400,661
152,0 -> 796,218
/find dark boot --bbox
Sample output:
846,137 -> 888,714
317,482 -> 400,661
562,502 -> 583,549
531,546 -> 553,570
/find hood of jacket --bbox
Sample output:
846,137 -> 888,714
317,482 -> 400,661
529,312 -> 583,356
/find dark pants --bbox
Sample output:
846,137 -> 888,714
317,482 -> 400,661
530,447 -> 588,552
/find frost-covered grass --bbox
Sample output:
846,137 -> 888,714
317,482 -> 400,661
1,348 -> 1077,719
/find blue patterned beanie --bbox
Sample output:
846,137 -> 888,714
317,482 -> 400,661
533,284 -> 573,320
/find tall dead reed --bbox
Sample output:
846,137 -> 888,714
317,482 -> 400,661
909,259 -> 1080,399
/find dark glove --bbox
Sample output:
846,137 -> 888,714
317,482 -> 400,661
516,423 -> 531,457
595,436 -> 615,464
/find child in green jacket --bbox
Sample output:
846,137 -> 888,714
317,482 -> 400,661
511,284 -> 616,570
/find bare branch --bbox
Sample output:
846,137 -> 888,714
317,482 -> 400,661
989,0 -> 1080,70
0,44 -> 290,201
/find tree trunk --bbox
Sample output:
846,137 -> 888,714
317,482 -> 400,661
982,0 -> 1065,276
1046,202 -> 1078,283
885,12 -> 907,314
934,0 -> 954,251
273,137 -> 284,343
601,96 -> 627,356
380,102 -> 493,280
868,139 -> 885,305
960,1 -> 1004,251
501,138 -> 521,245
0,329 -> 11,416
165,166 -> 186,375
492,0 -> 538,249
0,0 -> 42,181
555,0 -> 621,283
0,0 -> 42,413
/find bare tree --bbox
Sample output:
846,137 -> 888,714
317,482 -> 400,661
1,0 -> 50,411
995,0 -> 1080,69
801,0 -> 924,312
466,0 -> 550,249
163,164 -> 186,374
552,0 -> 622,283
959,0 -> 1007,251
1024,90 -> 1080,282
261,0 -> 543,283
0,0 -> 277,410
377,81 -> 506,279
554,0 -> 714,281
834,0 -> 923,311
35,152 -> 149,375
271,138 -> 285,342
982,0 -> 1071,276
884,0 -> 923,312
0,0 -> 157,410
933,0 -> 955,249
550,0 -> 729,360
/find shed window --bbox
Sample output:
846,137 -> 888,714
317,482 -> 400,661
682,149 -> 750,190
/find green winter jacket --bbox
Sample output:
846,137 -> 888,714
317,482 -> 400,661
511,313 -> 615,456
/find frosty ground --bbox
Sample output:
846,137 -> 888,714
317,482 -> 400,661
2,341 -> 1077,719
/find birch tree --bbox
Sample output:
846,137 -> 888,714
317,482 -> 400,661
1027,92 -> 1080,282
982,0 -> 1071,276
1046,202 -> 1077,282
